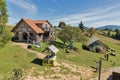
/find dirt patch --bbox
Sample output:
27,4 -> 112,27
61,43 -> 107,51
22,62 -> 93,80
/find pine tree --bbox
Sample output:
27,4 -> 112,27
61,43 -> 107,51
0,0 -> 8,48
114,29 -> 120,40
107,29 -> 110,36
79,21 -> 84,32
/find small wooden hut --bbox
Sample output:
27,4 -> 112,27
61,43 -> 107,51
112,72 -> 120,80
87,37 -> 109,53
42,45 -> 59,66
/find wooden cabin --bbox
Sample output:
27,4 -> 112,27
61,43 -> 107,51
87,37 -> 109,53
11,18 -> 55,43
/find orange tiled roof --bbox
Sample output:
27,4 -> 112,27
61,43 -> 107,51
35,20 -> 52,26
23,18 -> 44,33
12,18 -> 51,33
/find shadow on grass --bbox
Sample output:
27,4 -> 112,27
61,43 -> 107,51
90,66 -> 98,72
49,41 -> 81,53
31,58 -> 43,66
49,41 -> 65,48
73,47 -> 79,52
82,45 -> 89,51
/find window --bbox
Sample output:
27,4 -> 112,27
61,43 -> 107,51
30,33 -> 34,36
23,28 -> 26,31
45,24 -> 47,27
39,34 -> 41,36
39,24 -> 42,27
15,32 -> 19,36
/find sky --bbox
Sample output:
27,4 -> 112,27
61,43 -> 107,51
6,0 -> 120,27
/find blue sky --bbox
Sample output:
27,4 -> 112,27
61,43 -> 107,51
6,0 -> 120,27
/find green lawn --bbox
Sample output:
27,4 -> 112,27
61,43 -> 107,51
95,34 -> 120,67
0,42 -> 46,79
99,30 -> 116,36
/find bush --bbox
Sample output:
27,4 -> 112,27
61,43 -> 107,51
8,68 -> 23,80
27,45 -> 32,49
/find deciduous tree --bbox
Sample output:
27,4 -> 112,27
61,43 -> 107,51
87,27 -> 96,37
58,22 -> 66,28
0,0 -> 9,48
58,25 -> 86,49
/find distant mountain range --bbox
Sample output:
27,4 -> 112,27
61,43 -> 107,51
96,25 -> 120,30
83,26 -> 88,29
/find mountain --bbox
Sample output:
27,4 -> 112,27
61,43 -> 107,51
96,25 -> 120,30
83,26 -> 88,29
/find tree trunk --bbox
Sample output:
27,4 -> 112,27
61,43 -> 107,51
70,41 -> 73,50
63,42 -> 66,48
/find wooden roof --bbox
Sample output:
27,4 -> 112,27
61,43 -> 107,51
87,37 -> 109,49
48,45 -> 59,54
87,37 -> 99,45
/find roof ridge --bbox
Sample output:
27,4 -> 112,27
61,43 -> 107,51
22,18 -> 35,22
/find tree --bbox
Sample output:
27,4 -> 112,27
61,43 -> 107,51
107,29 -> 110,36
58,22 -> 66,28
58,25 -> 86,50
87,27 -> 96,37
114,29 -> 120,40
104,27 -> 109,31
0,0 -> 8,48
115,28 -> 119,33
79,20 -> 84,32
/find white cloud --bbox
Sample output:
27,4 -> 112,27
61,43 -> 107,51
9,0 -> 38,14
50,0 -> 61,6
53,5 -> 120,27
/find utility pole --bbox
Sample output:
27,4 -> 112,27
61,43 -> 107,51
98,59 -> 102,80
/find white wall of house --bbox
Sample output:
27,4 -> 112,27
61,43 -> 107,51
42,22 -> 51,31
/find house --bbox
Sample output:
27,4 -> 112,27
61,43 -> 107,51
87,37 -> 109,53
11,18 -> 55,43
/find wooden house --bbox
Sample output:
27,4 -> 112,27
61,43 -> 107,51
87,37 -> 109,53
11,18 -> 55,43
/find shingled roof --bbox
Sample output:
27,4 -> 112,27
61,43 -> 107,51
11,18 -> 51,34
87,37 -> 99,45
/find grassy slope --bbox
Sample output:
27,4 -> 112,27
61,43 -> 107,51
31,33 -> 120,69
99,30 -> 116,36
66,34 -> 120,69
0,27 -> 120,78
0,42 -> 45,78
95,34 -> 120,68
